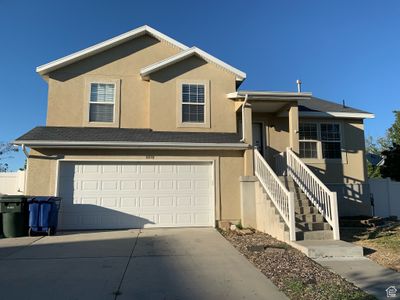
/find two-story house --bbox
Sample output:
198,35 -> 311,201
15,26 -> 374,242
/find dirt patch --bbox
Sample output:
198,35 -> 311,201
220,229 -> 375,300
341,221 -> 400,272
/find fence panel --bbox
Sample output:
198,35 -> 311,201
0,171 -> 25,195
369,178 -> 400,217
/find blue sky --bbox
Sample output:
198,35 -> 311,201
1,0 -> 399,170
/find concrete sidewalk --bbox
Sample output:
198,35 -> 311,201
0,229 -> 288,300
317,257 -> 400,300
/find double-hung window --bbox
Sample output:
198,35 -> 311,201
299,123 -> 318,158
299,122 -> 342,159
181,84 -> 205,123
320,124 -> 341,159
89,83 -> 115,123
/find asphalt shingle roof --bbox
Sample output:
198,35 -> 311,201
299,97 -> 371,114
15,126 -> 243,144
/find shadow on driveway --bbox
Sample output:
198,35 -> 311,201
0,228 -> 287,300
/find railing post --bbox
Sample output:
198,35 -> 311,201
286,147 -> 291,177
288,192 -> 296,241
331,191 -> 340,240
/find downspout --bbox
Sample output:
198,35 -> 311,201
21,144 -> 29,194
22,144 -> 29,158
240,94 -> 249,142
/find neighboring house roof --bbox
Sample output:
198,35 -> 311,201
366,153 -> 385,167
36,25 -> 189,76
14,127 -> 248,150
140,47 -> 246,81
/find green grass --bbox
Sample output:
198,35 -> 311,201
283,279 -> 377,300
370,229 -> 400,250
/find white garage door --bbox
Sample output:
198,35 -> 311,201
57,161 -> 214,230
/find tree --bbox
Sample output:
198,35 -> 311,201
381,143 -> 400,181
366,136 -> 383,178
387,110 -> 400,146
0,143 -> 18,172
366,111 -> 400,179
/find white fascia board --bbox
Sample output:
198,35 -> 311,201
36,25 -> 189,76
278,111 -> 375,119
227,91 -> 312,100
14,140 -> 249,150
140,47 -> 246,81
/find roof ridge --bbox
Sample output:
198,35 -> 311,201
36,25 -> 189,76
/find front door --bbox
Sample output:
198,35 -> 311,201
252,123 -> 264,153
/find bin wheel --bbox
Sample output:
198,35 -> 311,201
47,228 -> 51,236
28,228 -> 32,237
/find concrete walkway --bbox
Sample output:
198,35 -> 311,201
317,257 -> 400,300
0,228 -> 287,300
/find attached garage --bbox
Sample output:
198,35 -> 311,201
57,161 -> 215,230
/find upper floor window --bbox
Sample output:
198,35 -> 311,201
89,83 -> 115,122
299,123 -> 318,158
299,122 -> 342,159
320,124 -> 341,159
182,84 -> 205,123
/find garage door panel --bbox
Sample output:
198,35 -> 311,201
58,162 -> 214,229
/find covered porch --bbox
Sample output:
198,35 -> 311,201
228,90 -> 312,175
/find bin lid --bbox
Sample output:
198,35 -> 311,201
0,195 -> 30,202
28,196 -> 61,203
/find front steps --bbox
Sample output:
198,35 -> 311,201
279,176 -> 363,258
251,175 -> 363,258
291,240 -> 364,259
279,176 -> 333,241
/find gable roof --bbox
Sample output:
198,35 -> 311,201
36,25 -> 189,76
140,47 -> 246,81
14,126 -> 248,150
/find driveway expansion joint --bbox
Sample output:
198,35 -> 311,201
113,229 -> 141,300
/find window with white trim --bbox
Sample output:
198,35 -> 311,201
299,123 -> 318,158
181,84 -> 205,123
299,122 -> 342,159
89,83 -> 115,122
321,123 -> 341,159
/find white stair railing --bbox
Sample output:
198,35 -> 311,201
254,149 -> 296,241
286,147 -> 340,240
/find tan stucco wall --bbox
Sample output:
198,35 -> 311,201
26,148 -> 244,221
46,34 -> 238,132
148,56 -> 237,132
299,118 -> 367,184
250,114 -> 367,185
47,35 -> 181,128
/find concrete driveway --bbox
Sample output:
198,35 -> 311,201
0,228 -> 287,300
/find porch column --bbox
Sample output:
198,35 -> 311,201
288,104 -> 299,153
243,103 -> 254,176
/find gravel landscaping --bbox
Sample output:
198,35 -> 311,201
220,229 -> 376,300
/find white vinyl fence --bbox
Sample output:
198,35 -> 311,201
0,171 -> 26,195
369,178 -> 400,218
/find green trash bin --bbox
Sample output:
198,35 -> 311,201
0,195 -> 29,237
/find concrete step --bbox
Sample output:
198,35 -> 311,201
296,230 -> 333,241
296,214 -> 324,223
296,206 -> 318,214
295,199 -> 313,208
296,222 -> 331,231
290,240 -> 364,259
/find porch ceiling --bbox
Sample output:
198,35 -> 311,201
250,101 -> 289,113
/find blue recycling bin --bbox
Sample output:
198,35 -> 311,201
28,197 -> 61,236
